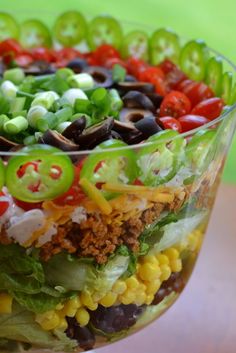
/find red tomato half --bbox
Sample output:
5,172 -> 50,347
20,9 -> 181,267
191,98 -> 224,120
0,191 -> 9,216
0,39 -> 22,57
178,115 -> 210,132
93,44 -> 120,66
160,91 -> 192,118
179,80 -> 214,106
32,47 -> 53,62
126,57 -> 147,77
158,59 -> 177,74
159,116 -> 182,132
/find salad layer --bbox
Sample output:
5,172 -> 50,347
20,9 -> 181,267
0,9 -> 235,353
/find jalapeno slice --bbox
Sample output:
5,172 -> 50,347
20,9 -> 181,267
230,83 -> 236,105
87,15 -> 123,50
205,56 -> 223,96
121,30 -> 149,60
80,139 -> 138,198
221,72 -> 233,105
20,19 -> 52,48
179,40 -> 208,81
0,158 -> 5,190
137,130 -> 185,186
186,129 -> 217,173
5,145 -> 74,202
53,11 -> 87,47
0,13 -> 20,41
149,28 -> 180,65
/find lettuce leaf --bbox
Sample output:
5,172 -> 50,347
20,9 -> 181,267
0,304 -> 77,352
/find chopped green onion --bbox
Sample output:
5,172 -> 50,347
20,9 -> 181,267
0,114 -> 10,131
1,80 -> 17,99
10,97 -> 26,113
55,106 -> 73,124
27,105 -> 48,128
43,112 -> 58,129
109,88 -> 123,113
62,88 -> 88,106
23,135 -> 37,145
3,116 -> 28,134
0,94 -> 10,114
74,98 -> 92,114
3,68 -> 25,85
68,73 -> 94,90
56,121 -> 71,133
35,131 -> 43,141
31,91 -> 59,109
112,64 -> 127,82
56,68 -> 74,80
12,110 -> 27,118
35,117 -> 49,132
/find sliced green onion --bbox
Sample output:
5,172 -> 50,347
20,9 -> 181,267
62,88 -> 88,106
112,64 -> 127,83
35,131 -> 43,141
31,91 -> 59,109
35,117 -> 49,132
56,121 -> 71,133
43,112 -> 58,129
74,98 -> 93,114
68,73 -> 94,90
27,105 -> 48,128
10,97 -> 26,113
12,110 -> 27,118
56,68 -> 74,80
23,135 -> 37,145
3,68 -> 25,85
55,106 -> 73,124
1,81 -> 17,99
109,89 -> 123,115
4,116 -> 28,134
0,114 -> 10,131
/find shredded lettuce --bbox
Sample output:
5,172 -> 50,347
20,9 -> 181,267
0,303 -> 77,352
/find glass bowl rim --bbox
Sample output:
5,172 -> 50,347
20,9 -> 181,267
0,16 -> 236,156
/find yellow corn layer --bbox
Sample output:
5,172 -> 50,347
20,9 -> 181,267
0,293 -> 13,314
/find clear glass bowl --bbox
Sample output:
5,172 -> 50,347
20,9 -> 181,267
0,12 -> 236,353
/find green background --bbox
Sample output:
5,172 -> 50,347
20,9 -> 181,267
1,0 -> 236,183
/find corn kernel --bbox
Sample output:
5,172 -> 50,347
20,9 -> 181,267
75,308 -> 90,327
145,279 -> 161,295
62,296 -> 81,317
145,294 -> 154,305
80,291 -> 96,310
163,248 -> 179,260
139,283 -> 147,292
36,311 -> 60,331
0,293 -> 13,314
112,280 -> 127,294
156,253 -> 169,265
142,255 -> 159,265
160,264 -> 171,282
126,276 -> 139,290
138,263 -> 161,281
99,292 -> 117,307
120,290 -> 136,305
57,318 -> 68,330
170,259 -> 182,272
135,291 -> 147,306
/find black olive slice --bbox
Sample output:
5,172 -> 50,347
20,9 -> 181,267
62,117 -> 87,142
122,91 -> 155,112
113,120 -> 137,133
39,130 -> 79,152
145,92 -> 164,109
0,136 -> 19,151
119,108 -> 153,123
83,66 -> 113,88
117,81 -> 155,94
67,58 -> 88,73
134,116 -> 163,138
77,117 -> 114,148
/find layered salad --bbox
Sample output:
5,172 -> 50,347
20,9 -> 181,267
0,10 -> 235,352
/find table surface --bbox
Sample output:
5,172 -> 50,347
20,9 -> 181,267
94,183 -> 236,353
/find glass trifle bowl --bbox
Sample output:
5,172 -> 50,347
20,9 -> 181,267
0,10 -> 236,353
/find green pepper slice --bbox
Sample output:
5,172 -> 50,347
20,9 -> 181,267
20,20 -> 52,48
121,30 -> 149,61
0,158 -> 5,190
205,56 -> 223,96
179,39 -> 208,81
0,13 -> 20,41
53,11 -> 87,47
80,139 -> 138,198
230,83 -> 236,105
186,129 -> 217,173
149,28 -> 180,65
5,145 -> 74,202
221,71 -> 233,105
87,15 -> 123,50
137,130 -> 185,186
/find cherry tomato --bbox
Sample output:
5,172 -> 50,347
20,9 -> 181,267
176,79 -> 193,91
0,191 -> 9,216
158,59 -> 177,74
103,57 -> 127,69
57,47 -> 82,62
165,68 -> 187,91
178,114 -> 210,132
93,44 -> 120,66
160,91 -> 192,118
32,47 -> 53,62
159,116 -> 182,132
153,75 -> 168,96
179,80 -> 214,106
53,162 -> 85,206
126,56 -> 147,77
0,38 -> 22,56
191,97 -> 224,120
14,198 -> 42,211
14,54 -> 34,67
138,66 -> 165,81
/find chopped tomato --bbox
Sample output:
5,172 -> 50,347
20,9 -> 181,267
138,66 -> 165,81
160,91 -> 192,118
191,97 -> 224,120
158,59 -> 177,74
0,39 -> 22,57
0,191 -> 9,216
93,44 -> 120,66
159,116 -> 182,132
14,54 -> 34,67
104,57 -> 127,69
126,56 -> 147,77
32,47 -> 53,62
14,198 -> 43,211
165,68 -> 187,91
178,114 -> 210,132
